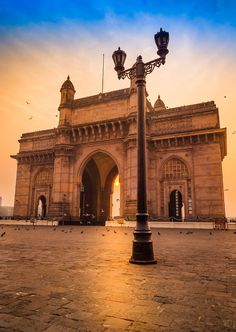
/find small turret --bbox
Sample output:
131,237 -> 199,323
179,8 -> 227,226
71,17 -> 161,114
60,76 -> 75,106
58,76 -> 76,127
154,95 -> 166,112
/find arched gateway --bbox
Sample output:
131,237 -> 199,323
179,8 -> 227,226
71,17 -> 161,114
78,152 -> 120,222
11,76 -> 226,222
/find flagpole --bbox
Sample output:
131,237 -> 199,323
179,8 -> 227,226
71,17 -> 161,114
102,53 -> 104,93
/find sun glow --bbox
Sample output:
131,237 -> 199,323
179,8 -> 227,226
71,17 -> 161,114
114,176 -> 120,187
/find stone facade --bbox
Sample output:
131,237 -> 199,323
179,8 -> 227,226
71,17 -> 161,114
11,77 -> 227,222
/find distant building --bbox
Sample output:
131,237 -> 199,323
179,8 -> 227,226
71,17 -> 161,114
0,206 -> 13,219
11,76 -> 226,222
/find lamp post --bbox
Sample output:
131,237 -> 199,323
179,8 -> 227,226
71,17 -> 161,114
112,28 -> 169,264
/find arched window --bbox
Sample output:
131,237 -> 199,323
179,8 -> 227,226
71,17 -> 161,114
162,158 -> 188,179
34,170 -> 52,186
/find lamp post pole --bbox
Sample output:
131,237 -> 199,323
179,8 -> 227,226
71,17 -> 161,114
131,55 -> 155,264
112,28 -> 169,264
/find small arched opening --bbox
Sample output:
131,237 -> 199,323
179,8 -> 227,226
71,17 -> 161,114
37,195 -> 47,219
33,169 -> 52,219
111,175 -> 120,218
169,190 -> 183,221
161,158 -> 189,219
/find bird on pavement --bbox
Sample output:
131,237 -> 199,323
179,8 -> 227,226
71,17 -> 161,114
158,232 -> 161,236
1,232 -> 6,237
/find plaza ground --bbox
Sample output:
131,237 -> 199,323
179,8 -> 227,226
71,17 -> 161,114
0,225 -> 235,331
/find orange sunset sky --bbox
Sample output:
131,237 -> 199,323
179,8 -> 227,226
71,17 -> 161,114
0,1 -> 236,216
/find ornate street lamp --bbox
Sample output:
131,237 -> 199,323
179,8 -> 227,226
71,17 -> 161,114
112,28 -> 169,264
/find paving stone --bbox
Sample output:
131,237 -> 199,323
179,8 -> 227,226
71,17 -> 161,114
0,226 -> 235,331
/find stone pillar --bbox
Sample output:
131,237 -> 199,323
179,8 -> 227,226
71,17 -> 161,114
13,163 -> 31,218
193,142 -> 225,218
48,145 -> 74,219
124,139 -> 137,218
147,149 -> 157,217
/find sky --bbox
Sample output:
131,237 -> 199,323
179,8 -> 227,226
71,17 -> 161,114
0,0 -> 236,216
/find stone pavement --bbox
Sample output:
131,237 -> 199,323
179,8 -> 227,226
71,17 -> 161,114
0,225 -> 235,332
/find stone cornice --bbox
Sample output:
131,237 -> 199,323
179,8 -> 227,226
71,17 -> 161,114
150,128 -> 226,140
11,149 -> 54,164
65,118 -> 134,144
149,106 -> 217,122
20,128 -> 56,141
150,128 -> 227,159
54,144 -> 74,157
148,101 -> 218,122
72,88 -> 131,108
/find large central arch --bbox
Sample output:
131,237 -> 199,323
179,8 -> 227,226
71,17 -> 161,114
78,151 -> 120,223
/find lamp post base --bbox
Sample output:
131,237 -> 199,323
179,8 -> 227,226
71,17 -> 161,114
129,229 -> 157,264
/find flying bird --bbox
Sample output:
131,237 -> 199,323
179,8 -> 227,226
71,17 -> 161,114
26,101 -> 30,104
232,131 -> 236,134
28,116 -> 33,120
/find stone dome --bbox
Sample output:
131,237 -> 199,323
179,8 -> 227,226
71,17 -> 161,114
60,76 -> 75,92
154,95 -> 166,111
